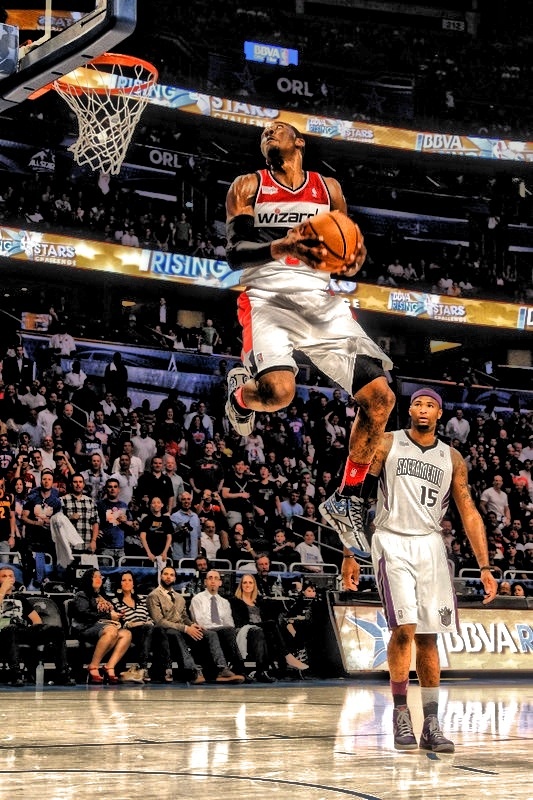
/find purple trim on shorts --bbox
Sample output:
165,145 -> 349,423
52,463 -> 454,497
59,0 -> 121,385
379,466 -> 390,511
377,553 -> 397,628
447,558 -> 461,629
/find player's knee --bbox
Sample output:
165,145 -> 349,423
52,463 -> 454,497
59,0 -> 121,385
356,377 -> 395,420
257,371 -> 295,409
391,624 -> 416,648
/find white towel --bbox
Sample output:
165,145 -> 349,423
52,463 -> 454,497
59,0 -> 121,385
50,512 -> 84,568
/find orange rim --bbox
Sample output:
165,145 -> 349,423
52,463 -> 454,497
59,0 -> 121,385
27,79 -> 56,100
55,52 -> 158,96
30,52 -> 158,100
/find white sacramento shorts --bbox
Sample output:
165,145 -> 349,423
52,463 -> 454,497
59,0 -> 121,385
371,530 -> 459,634
237,288 -> 392,394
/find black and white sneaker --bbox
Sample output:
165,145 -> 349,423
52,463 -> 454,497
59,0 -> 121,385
419,715 -> 455,753
393,707 -> 418,751
225,366 -> 255,436
319,491 -> 371,560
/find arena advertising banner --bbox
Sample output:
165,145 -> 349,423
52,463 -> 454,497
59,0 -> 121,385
130,81 -> 533,163
0,138 -> 56,173
333,604 -> 533,672
0,225 -> 530,331
334,280 -> 533,332
244,41 -> 299,66
0,226 -> 241,290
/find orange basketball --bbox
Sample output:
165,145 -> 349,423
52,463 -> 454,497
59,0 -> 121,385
298,210 -> 363,272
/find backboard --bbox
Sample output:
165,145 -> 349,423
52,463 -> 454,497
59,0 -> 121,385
0,0 -> 137,114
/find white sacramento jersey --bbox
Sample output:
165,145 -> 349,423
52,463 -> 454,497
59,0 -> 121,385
374,429 -> 453,536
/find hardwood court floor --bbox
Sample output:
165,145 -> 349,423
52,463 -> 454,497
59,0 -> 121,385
0,676 -> 532,800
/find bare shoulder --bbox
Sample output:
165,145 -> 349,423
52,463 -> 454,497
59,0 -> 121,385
450,446 -> 468,475
323,176 -> 348,213
226,172 -> 260,217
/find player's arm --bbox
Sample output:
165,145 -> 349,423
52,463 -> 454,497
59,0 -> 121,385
324,176 -> 366,278
450,449 -> 498,604
368,431 -> 393,477
225,173 -> 327,270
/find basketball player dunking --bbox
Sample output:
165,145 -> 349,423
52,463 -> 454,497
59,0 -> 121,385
367,388 -> 498,752
224,121 -> 395,580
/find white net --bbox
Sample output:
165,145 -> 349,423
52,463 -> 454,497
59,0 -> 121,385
54,54 -> 157,176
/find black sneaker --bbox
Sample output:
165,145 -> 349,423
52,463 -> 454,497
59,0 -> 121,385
190,668 -> 206,685
392,707 -> 418,751
256,671 -> 276,683
419,715 -> 455,753
319,492 -> 371,559
9,670 -> 25,687
56,670 -> 76,686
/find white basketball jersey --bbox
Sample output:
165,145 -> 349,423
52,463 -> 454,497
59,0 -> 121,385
374,430 -> 453,536
241,169 -> 332,291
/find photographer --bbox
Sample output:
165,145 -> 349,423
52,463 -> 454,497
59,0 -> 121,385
194,489 -> 227,529
169,491 -> 201,561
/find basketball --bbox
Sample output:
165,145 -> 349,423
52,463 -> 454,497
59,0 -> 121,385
298,210 -> 363,272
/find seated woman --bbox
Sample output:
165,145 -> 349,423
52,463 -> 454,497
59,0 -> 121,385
231,574 -> 308,681
71,567 -> 132,684
230,574 -> 275,683
111,570 -> 160,682
279,581 -> 319,671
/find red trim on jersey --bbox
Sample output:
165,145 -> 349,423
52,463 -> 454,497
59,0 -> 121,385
237,291 -> 253,356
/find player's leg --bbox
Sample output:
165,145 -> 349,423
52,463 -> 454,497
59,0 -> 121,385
370,531 -> 420,749
226,291 -> 299,435
414,534 -> 456,753
415,633 -> 455,752
319,363 -> 395,558
388,624 -> 418,750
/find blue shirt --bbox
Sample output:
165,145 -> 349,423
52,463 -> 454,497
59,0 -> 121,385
23,487 -> 62,521
97,497 -> 130,549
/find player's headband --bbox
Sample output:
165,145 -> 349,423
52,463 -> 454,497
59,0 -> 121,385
410,388 -> 443,408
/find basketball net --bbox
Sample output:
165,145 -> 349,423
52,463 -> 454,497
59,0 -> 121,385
53,53 -> 158,176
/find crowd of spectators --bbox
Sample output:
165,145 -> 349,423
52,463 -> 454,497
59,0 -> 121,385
139,1 -> 533,139
0,324 -> 532,684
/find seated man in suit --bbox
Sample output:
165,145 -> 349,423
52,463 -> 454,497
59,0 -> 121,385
189,569 -> 245,683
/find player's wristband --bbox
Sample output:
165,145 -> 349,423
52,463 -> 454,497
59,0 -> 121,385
226,214 -> 273,269
343,554 -> 357,559
479,565 -> 492,571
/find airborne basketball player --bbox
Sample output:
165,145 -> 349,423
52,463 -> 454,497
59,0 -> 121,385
224,121 -> 395,579
368,388 -> 498,752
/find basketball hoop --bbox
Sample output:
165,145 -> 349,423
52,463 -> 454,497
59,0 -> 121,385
51,52 -> 158,175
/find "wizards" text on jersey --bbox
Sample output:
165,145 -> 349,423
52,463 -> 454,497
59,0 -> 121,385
256,209 -> 320,226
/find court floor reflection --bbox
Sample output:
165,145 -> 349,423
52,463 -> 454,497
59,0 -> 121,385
0,678 -> 532,800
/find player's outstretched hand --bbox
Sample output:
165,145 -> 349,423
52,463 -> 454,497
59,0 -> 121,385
341,556 -> 360,591
481,569 -> 498,604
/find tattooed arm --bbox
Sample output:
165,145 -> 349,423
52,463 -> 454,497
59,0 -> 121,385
450,448 -> 498,604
